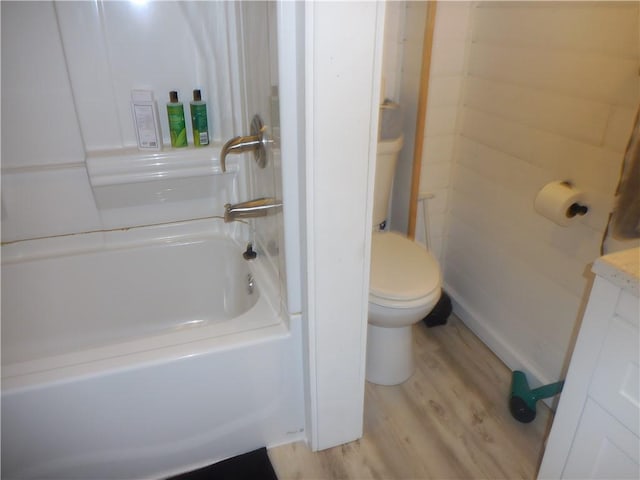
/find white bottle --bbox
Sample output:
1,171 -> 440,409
131,90 -> 162,150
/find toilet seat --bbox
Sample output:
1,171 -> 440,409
370,231 -> 441,306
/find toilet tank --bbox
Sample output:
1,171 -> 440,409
372,135 -> 403,226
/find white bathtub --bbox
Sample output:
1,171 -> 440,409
1,219 -> 304,479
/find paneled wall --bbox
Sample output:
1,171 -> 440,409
416,2 -> 471,260
444,2 -> 639,386
384,2 -> 472,262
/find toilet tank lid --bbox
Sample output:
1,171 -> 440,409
370,231 -> 441,301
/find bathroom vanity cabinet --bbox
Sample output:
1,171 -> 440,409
538,247 -> 639,479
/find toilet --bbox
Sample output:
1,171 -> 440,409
366,135 -> 442,386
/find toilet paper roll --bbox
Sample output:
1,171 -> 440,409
534,181 -> 586,227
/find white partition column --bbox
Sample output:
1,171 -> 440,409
302,2 -> 386,450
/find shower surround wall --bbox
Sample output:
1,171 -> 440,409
1,1 -> 243,242
439,2 -> 640,387
1,3 -> 312,473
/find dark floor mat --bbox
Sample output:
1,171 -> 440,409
423,290 -> 452,327
166,447 -> 278,480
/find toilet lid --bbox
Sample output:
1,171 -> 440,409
370,232 -> 441,302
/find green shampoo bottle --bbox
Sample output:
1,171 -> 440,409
190,89 -> 209,147
167,91 -> 187,148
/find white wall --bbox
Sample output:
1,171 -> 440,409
1,2 -> 85,169
415,2 -> 471,261
390,1 -> 428,235
1,1 -> 243,243
385,1 -> 470,260
1,2 -> 100,242
443,2 -> 640,387
381,1 -> 405,103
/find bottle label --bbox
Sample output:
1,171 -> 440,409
133,104 -> 159,149
167,104 -> 187,147
190,103 -> 209,146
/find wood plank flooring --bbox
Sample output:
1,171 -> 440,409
269,314 -> 553,479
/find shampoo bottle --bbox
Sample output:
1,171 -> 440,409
167,91 -> 187,148
190,89 -> 209,147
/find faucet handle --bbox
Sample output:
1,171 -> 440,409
220,115 -> 268,173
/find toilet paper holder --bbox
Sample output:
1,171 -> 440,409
566,202 -> 588,218
561,181 -> 589,218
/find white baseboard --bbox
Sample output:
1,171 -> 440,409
443,282 -> 559,409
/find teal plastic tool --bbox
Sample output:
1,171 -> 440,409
509,370 -> 564,423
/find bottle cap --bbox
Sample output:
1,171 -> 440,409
169,91 -> 179,103
193,89 -> 202,101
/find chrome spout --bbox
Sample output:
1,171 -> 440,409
224,197 -> 283,223
220,134 -> 262,173
220,115 -> 268,173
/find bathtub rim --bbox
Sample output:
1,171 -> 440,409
1,216 -> 243,265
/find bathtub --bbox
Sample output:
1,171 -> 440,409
1,219 -> 304,479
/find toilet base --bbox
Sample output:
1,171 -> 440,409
366,324 -> 414,385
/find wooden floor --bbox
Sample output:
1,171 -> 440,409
269,314 -> 553,479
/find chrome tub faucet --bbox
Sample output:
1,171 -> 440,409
224,197 -> 282,223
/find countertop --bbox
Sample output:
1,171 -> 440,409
592,247 -> 640,295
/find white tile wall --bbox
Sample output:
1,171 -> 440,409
441,2 -> 640,385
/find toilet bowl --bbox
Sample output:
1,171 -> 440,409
366,132 -> 442,385
366,231 -> 441,385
